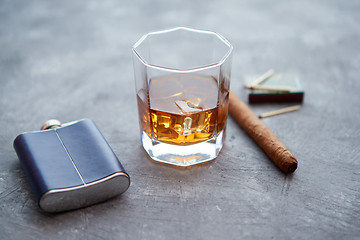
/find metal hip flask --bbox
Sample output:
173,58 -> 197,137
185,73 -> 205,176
13,119 -> 130,213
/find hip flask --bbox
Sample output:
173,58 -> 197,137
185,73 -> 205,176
13,119 -> 130,213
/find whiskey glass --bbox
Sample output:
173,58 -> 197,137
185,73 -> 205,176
132,27 -> 233,166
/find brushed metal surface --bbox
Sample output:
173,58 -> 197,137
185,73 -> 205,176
40,173 -> 130,213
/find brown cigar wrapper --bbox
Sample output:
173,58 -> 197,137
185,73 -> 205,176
228,91 -> 298,173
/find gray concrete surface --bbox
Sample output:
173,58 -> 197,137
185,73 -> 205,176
0,0 -> 359,239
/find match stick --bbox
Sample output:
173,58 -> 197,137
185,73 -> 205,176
247,85 -> 292,93
229,90 -> 298,174
259,105 -> 301,118
247,69 -> 275,87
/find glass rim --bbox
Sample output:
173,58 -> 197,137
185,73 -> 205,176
132,27 -> 233,73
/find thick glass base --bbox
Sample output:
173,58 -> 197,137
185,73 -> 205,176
141,131 -> 224,166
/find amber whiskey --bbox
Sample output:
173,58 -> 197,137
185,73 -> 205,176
137,74 -> 229,146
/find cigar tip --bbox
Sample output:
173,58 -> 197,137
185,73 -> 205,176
286,161 -> 298,174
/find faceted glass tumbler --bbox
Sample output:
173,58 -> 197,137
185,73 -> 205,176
132,27 -> 233,166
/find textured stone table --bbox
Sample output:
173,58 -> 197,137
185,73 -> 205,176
0,0 -> 359,239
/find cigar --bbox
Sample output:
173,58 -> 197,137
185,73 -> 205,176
229,91 -> 298,173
